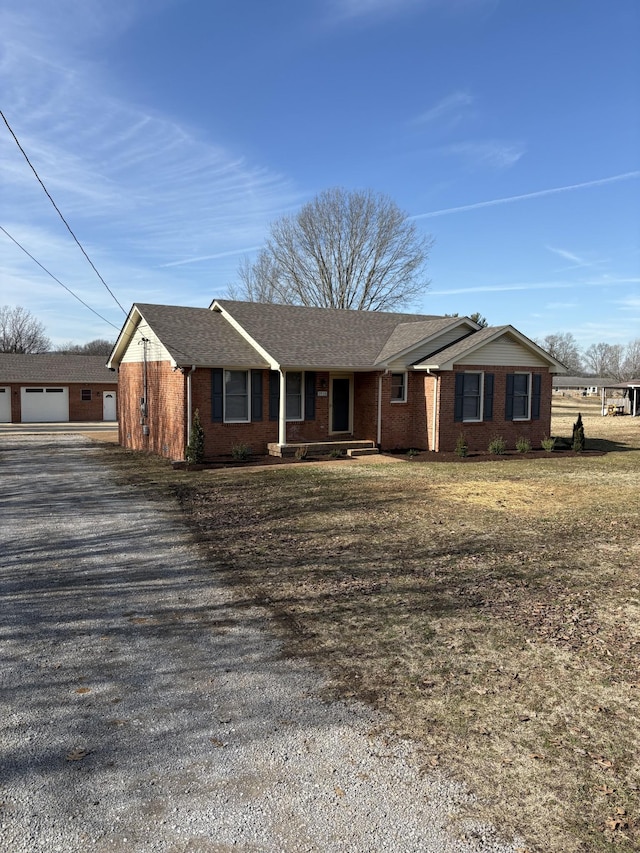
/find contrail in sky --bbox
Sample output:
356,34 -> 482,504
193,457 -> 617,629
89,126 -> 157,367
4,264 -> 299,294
413,171 -> 640,219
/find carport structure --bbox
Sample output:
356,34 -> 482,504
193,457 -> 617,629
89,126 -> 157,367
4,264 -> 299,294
599,380 -> 640,416
0,353 -> 118,423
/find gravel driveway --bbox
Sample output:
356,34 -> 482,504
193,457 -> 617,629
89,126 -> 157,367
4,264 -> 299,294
0,435 -> 520,853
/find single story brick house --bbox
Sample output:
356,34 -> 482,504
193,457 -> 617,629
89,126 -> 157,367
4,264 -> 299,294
106,299 -> 567,460
0,354 -> 118,423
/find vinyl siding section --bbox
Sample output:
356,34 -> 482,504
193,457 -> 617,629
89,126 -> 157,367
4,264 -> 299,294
455,339 -> 549,367
120,326 -> 172,364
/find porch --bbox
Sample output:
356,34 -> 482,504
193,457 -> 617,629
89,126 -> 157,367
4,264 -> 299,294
267,439 -> 379,458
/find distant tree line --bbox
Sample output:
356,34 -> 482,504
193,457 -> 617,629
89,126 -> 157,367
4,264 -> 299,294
0,305 -> 113,355
536,332 -> 640,381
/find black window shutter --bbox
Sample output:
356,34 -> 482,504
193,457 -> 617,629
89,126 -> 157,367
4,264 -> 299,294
532,373 -> 542,420
454,372 -> 465,422
251,370 -> 263,422
484,373 -> 494,421
211,368 -> 223,422
505,373 -> 515,421
304,371 -> 316,420
269,370 -> 280,421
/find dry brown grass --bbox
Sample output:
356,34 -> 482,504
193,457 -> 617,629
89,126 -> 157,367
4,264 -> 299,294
101,397 -> 640,853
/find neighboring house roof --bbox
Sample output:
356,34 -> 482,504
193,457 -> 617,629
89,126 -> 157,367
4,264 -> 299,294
0,353 -> 116,384
212,299 -> 455,369
414,325 -> 568,372
553,376 -> 611,388
109,304 -> 270,369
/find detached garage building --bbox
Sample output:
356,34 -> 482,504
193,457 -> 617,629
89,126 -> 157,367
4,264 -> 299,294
0,354 -> 117,423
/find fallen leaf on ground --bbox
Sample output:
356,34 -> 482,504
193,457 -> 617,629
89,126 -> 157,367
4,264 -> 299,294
66,748 -> 90,761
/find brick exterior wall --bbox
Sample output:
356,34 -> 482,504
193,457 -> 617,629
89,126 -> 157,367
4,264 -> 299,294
436,365 -> 553,453
117,361 -> 553,459
3,382 -> 117,423
118,361 -> 187,460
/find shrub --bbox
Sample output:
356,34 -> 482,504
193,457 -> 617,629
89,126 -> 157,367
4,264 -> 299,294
516,436 -> 532,454
541,435 -> 556,452
329,448 -> 346,458
454,433 -> 468,457
294,445 -> 309,461
185,409 -> 205,465
488,435 -> 507,455
406,448 -> 420,458
231,443 -> 251,461
572,413 -> 586,452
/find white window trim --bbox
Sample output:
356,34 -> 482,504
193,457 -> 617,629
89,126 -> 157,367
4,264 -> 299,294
390,371 -> 408,404
223,369 -> 250,423
285,371 -> 304,422
512,371 -> 532,421
462,370 -> 484,423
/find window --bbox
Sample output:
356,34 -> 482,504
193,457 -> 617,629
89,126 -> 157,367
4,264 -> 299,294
454,372 -> 494,423
81,389 -> 92,401
506,373 -> 531,421
224,370 -> 249,422
391,372 -> 407,403
286,372 -> 303,420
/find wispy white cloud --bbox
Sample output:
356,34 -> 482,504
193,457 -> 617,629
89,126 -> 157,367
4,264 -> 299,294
429,275 -> 640,297
0,1 -> 301,338
411,91 -> 474,127
441,140 -> 525,170
413,171 -> 640,219
327,0 -> 424,23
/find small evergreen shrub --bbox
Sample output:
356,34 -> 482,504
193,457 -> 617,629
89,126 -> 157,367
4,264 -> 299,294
185,409 -> 205,465
454,433 -> 468,457
515,436 -> 532,454
231,443 -> 251,461
488,435 -> 507,455
406,448 -> 420,458
541,436 -> 556,452
572,413 -> 586,452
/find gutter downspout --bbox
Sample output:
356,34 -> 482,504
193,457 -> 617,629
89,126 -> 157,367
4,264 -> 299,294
185,365 -> 196,443
426,369 -> 438,452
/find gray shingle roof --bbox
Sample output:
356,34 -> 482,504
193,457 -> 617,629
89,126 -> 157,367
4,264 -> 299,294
133,304 -> 270,367
0,354 -> 116,383
214,300 -> 445,368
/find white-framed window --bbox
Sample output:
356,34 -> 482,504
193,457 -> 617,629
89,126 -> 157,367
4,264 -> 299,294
460,371 -> 483,421
224,369 -> 249,422
390,372 -> 407,403
512,372 -> 531,420
286,371 -> 303,421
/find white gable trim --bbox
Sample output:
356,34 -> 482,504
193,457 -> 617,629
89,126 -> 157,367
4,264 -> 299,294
210,301 -> 280,369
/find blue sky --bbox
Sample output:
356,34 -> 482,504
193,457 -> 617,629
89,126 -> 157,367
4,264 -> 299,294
1,0 -> 638,350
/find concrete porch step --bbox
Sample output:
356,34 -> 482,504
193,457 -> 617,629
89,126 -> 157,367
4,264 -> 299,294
346,447 -> 380,457
267,440 -> 377,458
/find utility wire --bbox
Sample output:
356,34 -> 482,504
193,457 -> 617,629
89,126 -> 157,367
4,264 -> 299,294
1,225 -> 121,331
0,109 -> 128,316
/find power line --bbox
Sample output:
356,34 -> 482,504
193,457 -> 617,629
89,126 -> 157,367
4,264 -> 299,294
0,109 -> 127,316
0,225 -> 121,331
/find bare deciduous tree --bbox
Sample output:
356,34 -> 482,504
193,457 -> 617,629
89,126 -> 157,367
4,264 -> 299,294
583,342 -> 625,379
0,305 -> 50,353
536,332 -> 583,373
229,187 -> 433,311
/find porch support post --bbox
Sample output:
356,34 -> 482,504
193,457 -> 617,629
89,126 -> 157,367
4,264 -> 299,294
278,370 -> 287,446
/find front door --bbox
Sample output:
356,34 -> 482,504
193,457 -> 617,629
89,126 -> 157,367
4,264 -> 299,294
103,391 -> 117,421
331,376 -> 351,433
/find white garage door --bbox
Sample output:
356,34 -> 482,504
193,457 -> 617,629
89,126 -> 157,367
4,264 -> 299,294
20,387 -> 69,422
0,387 -> 11,422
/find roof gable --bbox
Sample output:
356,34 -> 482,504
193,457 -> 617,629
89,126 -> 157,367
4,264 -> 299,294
108,304 -> 269,369
414,325 -> 568,372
